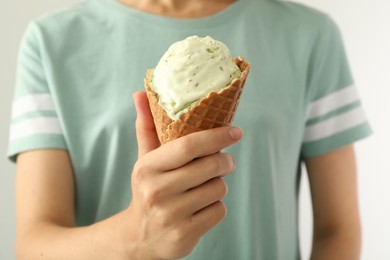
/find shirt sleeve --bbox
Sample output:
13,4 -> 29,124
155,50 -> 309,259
7,22 -> 67,162
301,16 -> 372,157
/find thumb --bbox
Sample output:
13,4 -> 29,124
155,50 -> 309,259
133,91 -> 160,158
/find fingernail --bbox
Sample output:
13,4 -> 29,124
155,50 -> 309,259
229,127 -> 243,140
230,155 -> 236,171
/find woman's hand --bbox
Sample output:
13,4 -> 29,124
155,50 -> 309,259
126,92 -> 243,259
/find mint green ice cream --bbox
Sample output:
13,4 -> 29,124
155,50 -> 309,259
150,36 -> 242,120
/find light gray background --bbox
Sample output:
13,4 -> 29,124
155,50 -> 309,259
1,0 -> 389,259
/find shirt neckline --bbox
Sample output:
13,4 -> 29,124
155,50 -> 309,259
98,0 -> 246,29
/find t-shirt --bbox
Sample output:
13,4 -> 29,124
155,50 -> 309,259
7,0 -> 372,259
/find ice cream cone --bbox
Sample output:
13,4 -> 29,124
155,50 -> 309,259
145,56 -> 250,144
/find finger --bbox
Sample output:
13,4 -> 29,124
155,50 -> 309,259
188,201 -> 227,238
180,177 -> 228,216
133,91 -> 160,158
145,126 -> 243,171
164,153 -> 235,193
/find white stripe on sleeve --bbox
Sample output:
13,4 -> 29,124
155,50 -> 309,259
306,85 -> 359,120
12,94 -> 56,118
10,117 -> 63,141
303,106 -> 367,142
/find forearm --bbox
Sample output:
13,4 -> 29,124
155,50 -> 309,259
310,228 -> 361,260
17,210 -> 134,260
306,145 -> 361,260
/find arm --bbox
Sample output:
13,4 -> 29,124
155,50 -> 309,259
304,145 -> 361,260
15,92 -> 243,259
16,149 -> 132,259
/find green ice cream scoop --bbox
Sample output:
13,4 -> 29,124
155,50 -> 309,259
150,35 -> 242,120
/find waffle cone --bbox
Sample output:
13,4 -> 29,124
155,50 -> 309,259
144,56 -> 250,144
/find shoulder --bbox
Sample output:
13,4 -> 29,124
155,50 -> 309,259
250,0 -> 337,35
259,0 -> 332,23
30,0 -> 108,38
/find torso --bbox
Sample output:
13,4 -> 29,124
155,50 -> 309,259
19,1 -> 364,258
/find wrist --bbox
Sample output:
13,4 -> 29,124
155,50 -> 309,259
118,206 -> 159,260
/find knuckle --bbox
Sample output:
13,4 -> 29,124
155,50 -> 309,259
207,154 -> 235,176
207,157 -> 222,173
132,161 -> 148,185
214,201 -> 227,220
132,163 -> 167,208
220,154 -> 235,173
143,184 -> 164,208
169,225 -> 193,248
155,209 -> 173,229
226,154 -> 236,171
214,178 -> 228,198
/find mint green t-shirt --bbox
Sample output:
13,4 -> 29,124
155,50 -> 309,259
8,0 -> 372,259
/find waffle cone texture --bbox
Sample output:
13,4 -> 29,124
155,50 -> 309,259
144,56 -> 250,144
